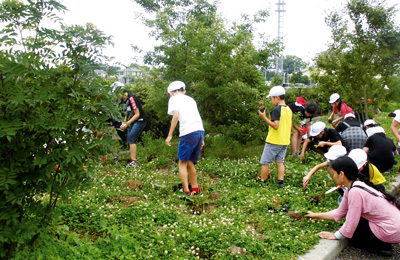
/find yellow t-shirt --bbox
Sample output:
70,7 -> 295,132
266,105 -> 292,145
368,163 -> 386,185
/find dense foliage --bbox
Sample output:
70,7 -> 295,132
0,0 -> 121,257
132,0 -> 279,143
311,0 -> 400,117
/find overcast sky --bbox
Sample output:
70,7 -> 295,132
59,0 -> 400,66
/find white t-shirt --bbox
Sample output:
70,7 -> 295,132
393,109 -> 400,123
168,94 -> 204,137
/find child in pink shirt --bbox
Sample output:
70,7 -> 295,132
328,93 -> 353,127
306,156 -> 400,257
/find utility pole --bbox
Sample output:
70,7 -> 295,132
275,0 -> 285,80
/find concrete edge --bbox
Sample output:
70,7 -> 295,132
298,172 -> 400,260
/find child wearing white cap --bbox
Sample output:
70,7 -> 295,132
348,149 -> 386,190
165,81 -> 204,196
299,121 -> 342,159
335,113 -> 367,151
363,126 -> 397,173
258,86 -> 292,188
327,93 -> 354,127
303,145 -> 347,187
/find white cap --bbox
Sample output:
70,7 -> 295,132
344,113 -> 356,119
267,86 -> 286,98
329,93 -> 340,104
348,149 -> 368,170
324,145 -> 347,160
310,121 -> 326,137
110,81 -> 125,93
167,81 -> 186,92
366,126 -> 385,137
388,110 -> 400,123
364,119 -> 376,127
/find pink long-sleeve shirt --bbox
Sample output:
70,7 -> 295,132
329,181 -> 400,243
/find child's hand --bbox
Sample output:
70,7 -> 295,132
318,231 -> 337,240
165,136 -> 172,146
303,175 -> 310,187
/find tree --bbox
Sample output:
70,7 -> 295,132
0,0 -> 118,257
312,0 -> 400,117
289,71 -> 310,85
134,0 -> 278,142
283,55 -> 305,74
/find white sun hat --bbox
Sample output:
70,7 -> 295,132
267,85 -> 286,98
348,148 -> 368,170
167,81 -> 186,92
366,126 -> 385,137
364,119 -> 376,127
324,145 -> 347,160
329,93 -> 340,104
310,121 -> 326,137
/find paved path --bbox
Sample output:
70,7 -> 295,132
335,243 -> 400,260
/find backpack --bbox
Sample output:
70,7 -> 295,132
340,122 -> 367,151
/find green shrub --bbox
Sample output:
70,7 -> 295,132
0,1 -> 118,257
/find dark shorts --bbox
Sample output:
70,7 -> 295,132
178,131 -> 204,162
127,121 -> 146,144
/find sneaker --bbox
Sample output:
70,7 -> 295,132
257,179 -> 267,186
125,160 -> 137,168
279,183 -> 284,188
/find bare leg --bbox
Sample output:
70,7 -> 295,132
179,160 -> 190,192
291,131 -> 300,154
187,161 -> 198,188
129,143 -> 137,161
276,162 -> 285,181
260,164 -> 270,181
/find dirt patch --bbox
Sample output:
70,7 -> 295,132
203,203 -> 218,212
246,225 -> 266,240
103,169 -> 118,175
288,211 -> 304,221
229,245 -> 245,255
209,193 -> 221,200
122,180 -> 142,190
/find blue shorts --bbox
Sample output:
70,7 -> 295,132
260,143 -> 288,165
178,131 -> 204,162
127,121 -> 146,144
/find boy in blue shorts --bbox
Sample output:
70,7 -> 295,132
165,81 -> 204,196
259,86 -> 292,188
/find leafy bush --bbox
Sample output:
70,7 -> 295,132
0,0 -> 119,257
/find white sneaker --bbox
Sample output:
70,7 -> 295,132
125,160 -> 137,168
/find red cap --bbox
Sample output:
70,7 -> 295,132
295,97 -> 307,106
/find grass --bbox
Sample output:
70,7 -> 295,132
12,112 -> 400,259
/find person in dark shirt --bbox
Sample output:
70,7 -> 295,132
299,121 -> 342,158
288,98 -> 318,156
363,126 -> 397,173
119,89 -> 147,168
335,113 -> 367,151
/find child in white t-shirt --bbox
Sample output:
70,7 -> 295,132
165,81 -> 205,196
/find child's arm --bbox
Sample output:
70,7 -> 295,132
316,140 -> 342,148
328,110 -> 335,123
303,161 -> 328,186
299,138 -> 311,158
258,109 -> 280,129
165,110 -> 179,146
390,120 -> 400,144
332,115 -> 344,127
